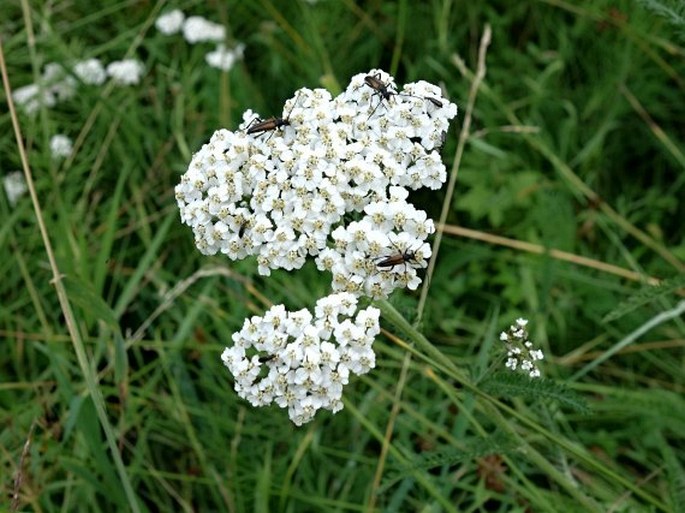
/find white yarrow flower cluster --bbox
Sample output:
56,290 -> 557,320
12,63 -> 76,114
50,134 -> 73,159
156,10 -> 244,72
179,70 -> 456,424
106,59 -> 145,86
175,70 -> 457,299
500,318 -> 544,378
221,293 -> 380,426
73,58 -> 107,85
155,9 -> 185,35
205,43 -> 245,71
12,56 -> 141,115
3,171 -> 28,206
182,15 -> 226,44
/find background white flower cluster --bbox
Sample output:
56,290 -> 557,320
221,293 -> 380,426
3,171 -> 28,207
176,70 -> 457,300
49,134 -> 73,159
155,10 -> 245,71
12,58 -> 143,115
12,9 -> 241,116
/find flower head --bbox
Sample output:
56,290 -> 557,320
156,9 -> 185,35
500,318 -> 544,378
206,43 -> 245,71
50,134 -> 73,159
221,293 -> 380,426
12,63 -> 76,114
182,16 -> 225,44
73,58 -> 106,85
3,171 -> 27,206
106,59 -> 145,85
176,71 -> 457,299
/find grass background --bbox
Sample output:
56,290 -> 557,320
2,0 -> 685,511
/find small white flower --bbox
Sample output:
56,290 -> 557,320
73,58 -> 106,85
42,63 -> 77,101
3,171 -> 28,206
500,318 -> 544,378
182,16 -> 225,44
530,349 -> 544,361
106,59 -> 145,85
49,134 -> 73,159
205,43 -> 244,71
12,84 -> 51,114
155,9 -> 185,35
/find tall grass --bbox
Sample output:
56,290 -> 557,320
2,1 -> 684,511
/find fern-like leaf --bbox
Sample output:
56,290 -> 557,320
480,372 -> 590,414
602,273 -> 685,322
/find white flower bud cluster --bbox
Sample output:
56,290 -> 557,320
50,134 -> 73,159
155,9 -> 186,35
221,293 -> 380,426
105,59 -> 145,86
12,63 -> 77,115
3,171 -> 28,207
155,10 -> 245,71
182,16 -> 226,43
73,58 -> 107,86
175,69 -> 457,299
500,318 -> 544,378
12,58 -> 141,115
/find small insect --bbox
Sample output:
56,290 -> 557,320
258,354 -> 277,364
424,96 -> 443,108
246,116 -> 289,137
375,242 -> 426,273
364,73 -> 397,103
363,73 -> 424,120
237,221 -> 248,238
361,73 -> 396,120
245,91 -> 302,139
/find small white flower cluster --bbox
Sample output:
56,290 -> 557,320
176,70 -> 456,300
221,293 -> 380,426
206,43 -> 245,72
154,9 -> 185,35
155,10 -> 245,72
105,59 -> 145,86
49,134 -> 73,159
3,171 -> 28,206
182,15 -> 226,43
12,63 -> 76,114
73,58 -> 107,86
12,57 -> 143,114
500,318 -> 544,378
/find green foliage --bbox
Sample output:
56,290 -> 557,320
2,0 -> 684,512
637,0 -> 685,39
480,372 -> 590,414
382,432 -> 517,488
602,272 -> 685,322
